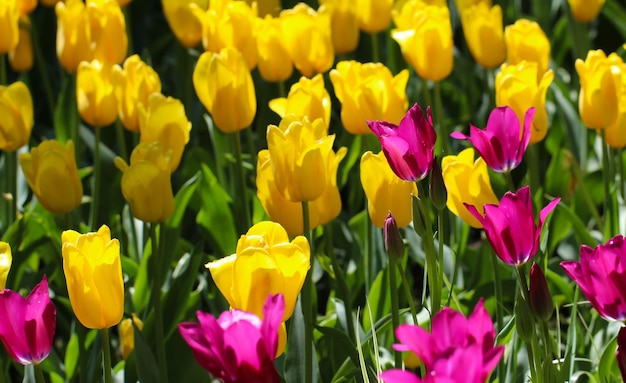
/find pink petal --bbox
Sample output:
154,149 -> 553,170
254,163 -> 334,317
379,369 -> 423,383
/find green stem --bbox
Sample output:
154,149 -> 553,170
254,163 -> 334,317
539,320 -> 554,363
527,144 -> 541,197
34,364 -> 46,383
100,328 -> 113,383
504,170 -> 516,192
0,54 -> 6,84
618,149 -> 625,202
301,201 -> 313,383
415,181 -> 440,316
6,150 -> 17,227
364,202 -> 373,293
433,81 -> 450,156
70,73 -> 80,161
516,266 -> 540,382
422,79 -> 432,109
370,32 -> 379,62
115,120 -> 128,162
396,261 -> 419,325
233,131 -> 250,233
245,126 -> 257,168
30,22 -> 55,119
437,208 -> 445,300
278,80 -> 287,98
149,223 -> 169,383
489,249 -> 506,383
388,254 -> 402,368
89,127 -> 102,230
601,129 -> 617,240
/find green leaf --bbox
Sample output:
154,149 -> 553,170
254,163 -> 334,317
166,171 -> 200,229
598,333 -> 619,383
64,332 -> 79,380
133,321 -> 162,383
284,297 -> 319,383
53,74 -> 75,144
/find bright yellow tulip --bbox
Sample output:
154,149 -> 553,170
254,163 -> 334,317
112,55 -> 162,132
61,225 -> 124,329
114,142 -> 174,223
360,151 -> 417,228
40,0 -> 62,6
575,50 -> 622,130
330,60 -> 409,135
280,3 -> 334,78
20,140 -> 83,214
504,19 -> 550,80
56,0 -> 92,72
244,0 -> 280,16
605,54 -> 626,149
8,15 -> 33,73
495,61 -> 554,143
568,0 -> 605,22
138,93 -> 191,172
356,0 -> 392,33
0,0 -> 19,54
269,74 -> 331,132
0,81 -> 33,151
0,242 -> 12,290
319,0 -> 359,55
193,47 -> 256,133
461,3 -> 505,69
442,148 -> 499,228
87,0 -> 127,65
161,0 -> 207,48
76,60 -> 118,127
255,15 -> 293,82
15,0 -> 36,15
119,314 -> 143,360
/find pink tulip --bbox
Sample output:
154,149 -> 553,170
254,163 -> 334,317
466,185 -> 560,265
380,300 -> 504,383
561,235 -> 626,321
0,276 -> 56,365
178,294 -> 284,383
367,103 -> 437,182
451,106 -> 533,173
617,327 -> 626,381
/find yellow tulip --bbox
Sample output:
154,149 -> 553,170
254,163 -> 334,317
56,0 -> 92,72
161,0 -> 207,48
280,3 -> 334,78
0,0 -> 19,54
8,15 -> 33,73
504,19 -> 550,80
495,61 -> 554,143
568,0 -> 605,22
61,225 -> 124,329
391,4 -> 453,82
269,74 -> 331,132
112,55 -> 162,132
0,242 -> 12,290
454,0 -> 490,12
319,0 -> 359,55
605,54 -> 626,149
194,0 -> 258,70
575,50 -> 622,130
442,148 -> 499,228
206,221 -> 310,322
76,60 -> 118,127
15,0 -> 36,15
193,47 -> 256,134
114,142 -> 174,223
266,116 -> 339,202
392,0 -> 446,30
40,0 -> 62,6
244,0 -> 280,17
87,0 -> 128,65
19,140 -> 83,214
119,314 -> 143,360
356,0 -> 392,33
0,81 -> 33,152
138,93 -> 191,172
255,15 -> 293,82
360,151 -> 417,228
330,60 -> 409,135
461,3 -> 505,69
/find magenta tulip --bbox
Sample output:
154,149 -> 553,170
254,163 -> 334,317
451,106 -> 534,173
0,276 -> 56,365
380,300 -> 504,383
178,294 -> 284,383
466,185 -> 560,265
561,235 -> 626,321
617,327 -> 626,381
367,103 -> 437,182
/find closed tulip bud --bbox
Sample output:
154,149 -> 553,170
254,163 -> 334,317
384,213 -> 405,261
529,263 -> 553,321
330,61 -> 409,135
61,225 -> 124,329
193,47 -> 256,134
112,55 -> 162,132
0,81 -> 33,151
76,60 -> 118,127
391,4 -> 453,82
162,0 -> 207,48
269,74 -> 331,132
568,0 -> 605,22
88,0 -> 128,65
618,327 -> 626,382
461,3 -> 505,69
429,158 -> 447,211
114,142 -> 175,223
360,151 -> 417,228
320,0 -> 359,55
138,93 -> 191,172
0,0 -> 19,54
575,50 -> 622,129
356,0 -> 392,33
56,0 -> 93,72
280,3 -> 334,78
256,15 -> 293,82
0,242 -> 11,290
504,19 -> 550,80
8,15 -> 32,73
19,140 -> 83,214
442,148 -> 499,228
411,194 -> 428,237
118,314 -> 143,360
495,61 -> 554,143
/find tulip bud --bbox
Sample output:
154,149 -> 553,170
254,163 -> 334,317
384,213 -> 404,261
529,263 -> 553,321
8,15 -> 33,73
515,292 -> 534,343
412,194 -> 427,237
617,327 -> 626,382
0,81 -> 34,152
429,158 -> 447,211
119,313 -> 143,360
0,242 -> 12,290
0,0 -> 19,54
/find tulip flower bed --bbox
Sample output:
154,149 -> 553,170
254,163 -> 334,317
1,0 -> 626,382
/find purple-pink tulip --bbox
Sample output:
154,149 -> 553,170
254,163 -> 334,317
0,275 -> 56,365
617,327 -> 626,381
367,103 -> 437,182
561,235 -> 626,321
529,263 -> 553,321
466,185 -> 560,265
451,106 -> 534,173
379,300 -> 504,383
178,294 -> 284,383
